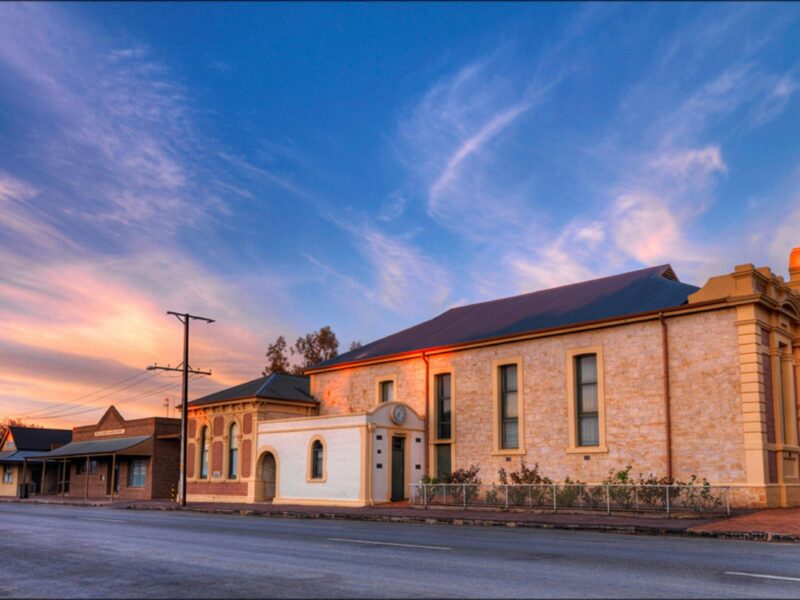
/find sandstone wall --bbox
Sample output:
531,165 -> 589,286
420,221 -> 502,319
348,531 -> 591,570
310,309 -> 745,485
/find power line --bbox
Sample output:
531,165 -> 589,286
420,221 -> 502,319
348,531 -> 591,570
18,370 -> 158,419
35,374 -> 207,420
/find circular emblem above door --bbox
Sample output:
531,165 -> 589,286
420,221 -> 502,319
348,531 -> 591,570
390,404 -> 407,425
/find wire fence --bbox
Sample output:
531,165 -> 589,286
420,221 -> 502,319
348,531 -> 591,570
410,483 -> 731,516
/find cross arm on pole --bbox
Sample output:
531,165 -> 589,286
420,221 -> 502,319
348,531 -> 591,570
147,363 -> 212,376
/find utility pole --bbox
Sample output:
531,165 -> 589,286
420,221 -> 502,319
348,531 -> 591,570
163,397 -> 170,418
148,311 -> 214,507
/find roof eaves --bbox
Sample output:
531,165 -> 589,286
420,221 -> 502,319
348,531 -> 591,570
305,297 -> 720,374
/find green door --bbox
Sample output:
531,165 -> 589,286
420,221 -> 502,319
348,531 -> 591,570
391,437 -> 405,500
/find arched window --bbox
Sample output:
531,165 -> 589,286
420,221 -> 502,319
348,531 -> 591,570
310,439 -> 324,480
228,422 -> 239,479
199,426 -> 209,479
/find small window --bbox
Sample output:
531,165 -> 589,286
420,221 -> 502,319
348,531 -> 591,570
379,380 -> 394,403
435,373 -> 452,440
499,364 -> 519,449
576,354 -> 599,446
228,423 -> 239,479
310,440 -> 324,480
2,465 -> 13,484
127,459 -> 147,488
200,426 -> 209,479
76,459 -> 98,475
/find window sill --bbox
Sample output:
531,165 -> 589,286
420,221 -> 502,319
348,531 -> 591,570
491,448 -> 527,457
566,445 -> 609,454
306,478 -> 327,484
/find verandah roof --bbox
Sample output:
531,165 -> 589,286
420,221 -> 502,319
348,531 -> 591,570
40,435 -> 152,458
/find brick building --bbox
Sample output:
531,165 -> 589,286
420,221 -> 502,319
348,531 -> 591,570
185,373 -> 318,502
37,406 -> 180,500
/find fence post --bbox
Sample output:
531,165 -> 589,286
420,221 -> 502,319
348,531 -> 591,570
726,487 -> 730,516
529,485 -> 533,508
463,483 -> 467,509
552,483 -> 557,513
634,486 -> 639,514
666,486 -> 671,517
606,484 -> 610,515
579,485 -> 583,510
505,484 -> 509,510
423,484 -> 428,509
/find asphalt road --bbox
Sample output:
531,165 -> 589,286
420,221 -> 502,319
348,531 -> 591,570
1,503 -> 799,598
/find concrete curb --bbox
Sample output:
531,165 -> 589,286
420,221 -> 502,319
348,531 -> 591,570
116,502 -> 800,543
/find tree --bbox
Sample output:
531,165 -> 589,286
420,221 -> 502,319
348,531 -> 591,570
262,335 -> 290,376
291,325 -> 339,374
263,326 -> 341,376
0,417 -> 41,440
349,340 -> 363,352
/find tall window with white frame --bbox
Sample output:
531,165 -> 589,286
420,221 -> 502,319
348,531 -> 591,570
434,373 -> 452,478
379,380 -> 394,403
310,440 -> 324,480
199,426 -> 209,479
2,464 -> 13,484
575,354 -> 599,446
228,422 -> 239,479
499,364 -> 519,449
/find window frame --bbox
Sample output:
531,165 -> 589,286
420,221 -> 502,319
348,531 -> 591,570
491,357 -> 526,456
127,459 -> 147,488
575,354 -> 600,447
2,464 -> 13,484
429,369 -> 456,479
375,375 -> 398,404
306,435 -> 327,483
434,372 -> 452,441
228,422 -> 239,480
566,346 -> 608,453
199,425 -> 209,479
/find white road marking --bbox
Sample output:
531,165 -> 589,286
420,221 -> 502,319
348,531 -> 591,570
78,517 -> 127,524
328,537 -> 451,551
725,571 -> 800,583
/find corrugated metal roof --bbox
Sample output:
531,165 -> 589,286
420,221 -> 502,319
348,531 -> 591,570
42,435 -> 152,458
315,264 -> 699,369
189,373 -> 314,407
8,427 -> 71,451
0,450 -> 54,463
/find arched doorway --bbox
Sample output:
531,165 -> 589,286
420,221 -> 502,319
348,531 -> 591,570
260,452 -> 277,501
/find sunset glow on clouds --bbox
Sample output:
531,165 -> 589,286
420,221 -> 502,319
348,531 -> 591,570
1,3 -> 799,426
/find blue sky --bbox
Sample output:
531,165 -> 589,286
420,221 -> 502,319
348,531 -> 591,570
1,3 -> 799,424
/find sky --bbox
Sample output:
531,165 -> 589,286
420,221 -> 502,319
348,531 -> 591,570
1,3 -> 799,428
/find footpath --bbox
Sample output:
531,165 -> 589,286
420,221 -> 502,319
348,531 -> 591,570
6,496 -> 799,542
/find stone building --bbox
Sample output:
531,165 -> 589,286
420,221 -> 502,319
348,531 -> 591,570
185,250 -> 800,508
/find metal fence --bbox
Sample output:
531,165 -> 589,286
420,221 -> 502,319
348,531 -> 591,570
410,483 -> 731,516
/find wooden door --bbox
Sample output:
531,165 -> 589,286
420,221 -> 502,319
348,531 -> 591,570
262,453 -> 276,501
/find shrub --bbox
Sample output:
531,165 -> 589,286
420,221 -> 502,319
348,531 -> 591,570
498,460 -> 552,507
421,465 -> 482,505
555,476 -> 584,508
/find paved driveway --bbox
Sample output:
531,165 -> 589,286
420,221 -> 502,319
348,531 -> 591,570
1,502 -> 799,598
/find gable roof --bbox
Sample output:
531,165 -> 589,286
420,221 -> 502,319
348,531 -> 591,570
188,373 -> 315,407
7,427 -> 72,451
314,264 -> 699,370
